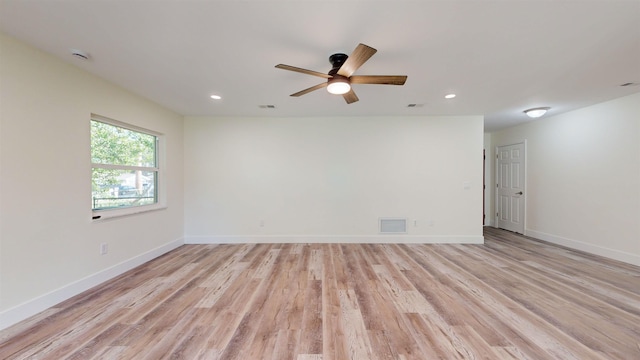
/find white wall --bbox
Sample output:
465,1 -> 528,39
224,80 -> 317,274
184,115 -> 484,243
492,93 -> 640,265
0,33 -> 184,329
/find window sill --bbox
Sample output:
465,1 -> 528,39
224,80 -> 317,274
92,203 -> 167,221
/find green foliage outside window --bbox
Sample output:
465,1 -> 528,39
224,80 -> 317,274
91,121 -> 155,167
91,119 -> 158,210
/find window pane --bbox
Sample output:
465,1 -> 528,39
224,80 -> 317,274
91,120 -> 156,167
92,168 -> 157,210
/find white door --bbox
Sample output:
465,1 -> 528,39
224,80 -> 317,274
496,142 -> 525,234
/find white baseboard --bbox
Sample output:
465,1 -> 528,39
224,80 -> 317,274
525,229 -> 640,266
0,238 -> 184,331
185,235 -> 484,244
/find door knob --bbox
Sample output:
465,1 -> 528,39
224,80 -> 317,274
515,191 -> 523,195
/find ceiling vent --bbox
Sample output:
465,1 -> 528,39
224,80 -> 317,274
70,49 -> 90,60
259,105 -> 276,109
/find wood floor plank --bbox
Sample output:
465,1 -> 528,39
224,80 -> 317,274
298,279 -> 323,354
321,244 -> 348,360
297,354 -> 323,360
2,228 -> 639,359
338,289 -> 374,360
272,330 -> 300,360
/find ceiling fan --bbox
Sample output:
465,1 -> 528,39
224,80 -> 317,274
275,43 -> 407,104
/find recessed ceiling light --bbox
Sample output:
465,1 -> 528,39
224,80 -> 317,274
210,95 -> 222,100
524,107 -> 550,118
445,94 -> 456,99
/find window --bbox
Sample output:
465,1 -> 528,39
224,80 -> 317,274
91,116 -> 161,216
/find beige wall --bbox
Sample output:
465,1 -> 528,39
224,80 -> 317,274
184,115 -> 485,243
491,93 -> 640,265
0,33 -> 185,328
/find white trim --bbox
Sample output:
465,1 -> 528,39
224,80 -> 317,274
91,113 -> 163,137
184,235 -> 484,244
90,163 -> 159,172
525,228 -> 640,267
0,238 -> 184,331
92,204 -> 167,221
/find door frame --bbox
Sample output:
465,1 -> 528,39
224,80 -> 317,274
495,140 -> 527,234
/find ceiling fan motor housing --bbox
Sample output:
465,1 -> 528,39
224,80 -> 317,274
328,53 -> 348,75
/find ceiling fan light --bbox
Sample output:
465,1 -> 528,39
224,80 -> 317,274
524,107 -> 550,118
327,78 -> 351,95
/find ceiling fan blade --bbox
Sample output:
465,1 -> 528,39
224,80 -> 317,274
290,82 -> 327,97
350,75 -> 407,85
337,43 -> 377,77
342,89 -> 359,104
275,64 -> 331,79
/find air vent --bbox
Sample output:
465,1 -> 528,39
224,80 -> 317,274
70,49 -> 90,60
620,82 -> 640,87
407,103 -> 424,108
259,105 -> 276,109
379,218 -> 407,234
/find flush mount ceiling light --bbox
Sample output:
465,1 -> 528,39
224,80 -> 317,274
524,107 -> 550,118
445,93 -> 456,99
210,95 -> 222,100
326,76 -> 351,95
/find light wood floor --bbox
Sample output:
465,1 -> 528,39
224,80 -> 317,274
1,228 -> 639,359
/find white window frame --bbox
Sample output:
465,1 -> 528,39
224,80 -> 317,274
91,114 -> 166,220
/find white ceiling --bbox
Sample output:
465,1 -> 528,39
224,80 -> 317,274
1,0 -> 639,131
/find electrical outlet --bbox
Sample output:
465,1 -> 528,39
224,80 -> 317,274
100,243 -> 108,255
